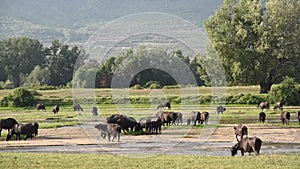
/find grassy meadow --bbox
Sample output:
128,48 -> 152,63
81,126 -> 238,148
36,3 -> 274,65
0,85 -> 299,168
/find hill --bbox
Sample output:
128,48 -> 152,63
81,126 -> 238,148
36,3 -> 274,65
0,0 -> 223,45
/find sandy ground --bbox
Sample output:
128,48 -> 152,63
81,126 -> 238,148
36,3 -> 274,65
0,124 -> 299,148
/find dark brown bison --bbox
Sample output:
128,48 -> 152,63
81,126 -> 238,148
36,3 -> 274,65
157,101 -> 171,110
257,102 -> 270,111
233,124 -> 248,141
52,106 -> 59,114
187,111 -> 201,126
6,123 -> 37,141
117,116 -> 139,133
231,137 -> 262,156
273,102 -> 283,111
161,111 -> 178,126
107,114 -> 125,123
259,112 -> 266,123
280,111 -> 290,125
0,118 -> 18,137
216,106 -> 226,114
91,106 -> 98,116
94,123 -> 121,142
175,112 -> 183,125
73,104 -> 83,111
146,116 -> 162,134
199,112 -> 209,125
29,122 -> 39,137
36,103 -> 46,111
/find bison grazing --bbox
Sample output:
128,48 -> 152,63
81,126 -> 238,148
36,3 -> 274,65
231,137 -> 262,156
233,124 -> 248,141
6,123 -> 37,141
175,112 -> 183,125
36,104 -> 46,111
52,106 -> 59,114
73,104 -> 83,111
157,101 -> 171,110
216,106 -> 226,114
257,102 -> 270,111
199,112 -> 209,125
273,102 -> 283,111
156,111 -> 178,126
188,111 -> 201,126
95,123 -> 121,142
0,118 -> 18,137
259,112 -> 266,123
280,111 -> 290,125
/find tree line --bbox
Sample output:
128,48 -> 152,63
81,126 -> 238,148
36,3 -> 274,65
0,0 -> 299,93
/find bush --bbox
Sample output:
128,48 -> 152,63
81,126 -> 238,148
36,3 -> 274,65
268,77 -> 300,105
144,81 -> 161,89
236,94 -> 266,104
131,84 -> 143,89
0,88 -> 37,107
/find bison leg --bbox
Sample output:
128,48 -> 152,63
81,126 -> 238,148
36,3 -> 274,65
241,150 -> 244,156
0,128 -> 2,137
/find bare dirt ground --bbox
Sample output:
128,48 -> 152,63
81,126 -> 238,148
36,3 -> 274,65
0,124 -> 299,155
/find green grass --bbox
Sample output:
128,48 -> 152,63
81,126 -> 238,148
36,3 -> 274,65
0,152 -> 299,169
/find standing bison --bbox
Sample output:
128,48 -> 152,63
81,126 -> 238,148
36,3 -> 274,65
36,104 -> 46,111
233,124 -> 248,141
73,104 -> 83,111
280,111 -> 290,125
52,106 -> 59,114
216,106 -> 226,114
92,106 -> 98,116
187,111 -> 201,126
231,137 -> 262,156
0,118 -> 18,137
95,123 -> 121,142
175,112 -> 183,125
259,112 -> 266,123
157,101 -> 171,110
199,112 -> 209,125
257,102 -> 270,111
6,123 -> 37,141
273,102 -> 283,111
156,111 -> 178,126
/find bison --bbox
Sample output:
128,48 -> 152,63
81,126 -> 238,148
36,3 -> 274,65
94,123 -> 121,142
233,124 -> 248,141
6,123 -> 37,141
216,106 -> 226,114
175,112 -> 183,125
91,106 -> 98,116
52,106 -> 59,114
188,111 -> 201,126
280,111 -> 290,125
257,102 -> 270,111
117,116 -> 139,133
273,102 -> 283,111
73,104 -> 83,111
259,112 -> 266,123
157,101 -> 171,110
231,136 -> 262,156
156,111 -> 177,126
199,112 -> 209,125
0,118 -> 18,137
36,104 -> 46,111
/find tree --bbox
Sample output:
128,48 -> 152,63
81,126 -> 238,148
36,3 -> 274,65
46,40 -> 87,86
0,37 -> 46,87
204,0 -> 300,93
21,65 -> 51,86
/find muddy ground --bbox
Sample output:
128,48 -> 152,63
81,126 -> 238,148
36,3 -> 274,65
0,124 -> 299,156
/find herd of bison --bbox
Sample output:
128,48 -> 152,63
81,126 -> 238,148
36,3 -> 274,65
0,101 -> 299,156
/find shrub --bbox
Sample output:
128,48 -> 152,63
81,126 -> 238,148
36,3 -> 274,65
268,77 -> 300,105
0,88 -> 37,107
236,93 -> 266,104
131,84 -> 143,89
144,81 -> 161,89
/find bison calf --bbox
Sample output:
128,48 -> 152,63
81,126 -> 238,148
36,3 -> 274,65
231,137 -> 262,156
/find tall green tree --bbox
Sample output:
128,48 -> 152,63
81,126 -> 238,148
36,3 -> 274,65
0,37 -> 45,87
46,40 -> 87,86
204,0 -> 300,93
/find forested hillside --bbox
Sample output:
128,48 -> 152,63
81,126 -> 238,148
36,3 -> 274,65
0,0 -> 223,45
